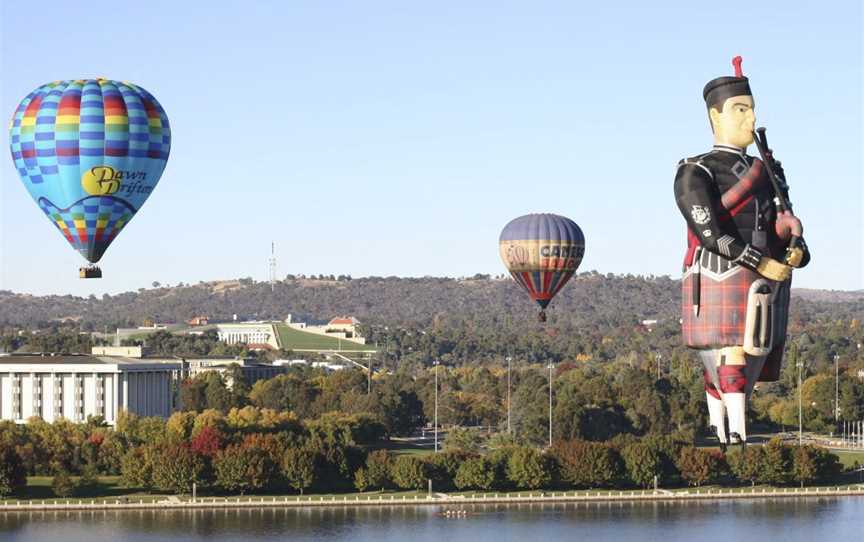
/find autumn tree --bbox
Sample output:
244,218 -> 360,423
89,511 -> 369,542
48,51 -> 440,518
150,443 -> 205,494
213,444 -> 275,494
791,445 -> 818,487
676,447 -> 722,487
282,447 -> 317,495
552,440 -> 622,488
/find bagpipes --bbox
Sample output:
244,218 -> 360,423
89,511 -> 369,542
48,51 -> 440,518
752,127 -> 804,263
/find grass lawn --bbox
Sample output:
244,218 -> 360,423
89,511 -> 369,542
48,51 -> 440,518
833,450 -> 864,469
274,324 -> 377,353
8,476 -> 160,503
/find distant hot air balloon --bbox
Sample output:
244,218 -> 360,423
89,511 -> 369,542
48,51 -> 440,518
499,213 -> 585,322
8,79 -> 171,278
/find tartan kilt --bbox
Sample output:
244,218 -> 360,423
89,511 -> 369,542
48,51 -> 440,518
681,258 -> 791,383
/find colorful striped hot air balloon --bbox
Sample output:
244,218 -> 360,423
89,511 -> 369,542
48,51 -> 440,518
499,213 -> 585,322
8,79 -> 170,277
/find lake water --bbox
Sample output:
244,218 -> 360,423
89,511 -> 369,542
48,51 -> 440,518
0,498 -> 859,541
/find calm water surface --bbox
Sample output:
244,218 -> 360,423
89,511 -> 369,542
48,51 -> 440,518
0,499 -> 860,541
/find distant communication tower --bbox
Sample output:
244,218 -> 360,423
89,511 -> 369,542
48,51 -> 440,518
268,241 -> 277,291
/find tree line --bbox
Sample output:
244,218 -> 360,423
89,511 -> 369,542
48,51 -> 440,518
0,408 -> 845,499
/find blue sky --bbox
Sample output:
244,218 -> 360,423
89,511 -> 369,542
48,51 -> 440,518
1,1 -> 861,296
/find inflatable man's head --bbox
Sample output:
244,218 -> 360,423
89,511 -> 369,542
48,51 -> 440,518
703,56 -> 755,148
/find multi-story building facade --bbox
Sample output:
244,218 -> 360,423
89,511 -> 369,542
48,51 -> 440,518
0,353 -> 180,425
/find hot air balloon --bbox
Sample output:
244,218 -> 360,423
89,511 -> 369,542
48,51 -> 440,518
499,213 -> 585,322
8,79 -> 170,278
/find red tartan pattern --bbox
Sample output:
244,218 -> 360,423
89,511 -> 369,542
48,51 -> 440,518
718,365 -> 747,393
682,267 -> 758,347
720,159 -> 763,213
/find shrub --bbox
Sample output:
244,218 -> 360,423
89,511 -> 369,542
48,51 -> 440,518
52,470 -> 77,498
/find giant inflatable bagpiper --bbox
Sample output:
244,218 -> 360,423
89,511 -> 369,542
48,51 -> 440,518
674,57 -> 810,447
9,79 -> 171,278
499,213 -> 585,322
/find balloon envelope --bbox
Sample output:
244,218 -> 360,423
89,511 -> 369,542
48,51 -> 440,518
499,213 -> 585,309
9,79 -> 170,263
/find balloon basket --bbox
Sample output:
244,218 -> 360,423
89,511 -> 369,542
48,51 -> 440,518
538,311 -> 547,323
79,265 -> 102,279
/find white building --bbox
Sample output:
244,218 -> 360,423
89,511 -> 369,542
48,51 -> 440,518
182,357 -> 285,386
284,315 -> 367,344
0,353 -> 180,425
216,323 -> 279,349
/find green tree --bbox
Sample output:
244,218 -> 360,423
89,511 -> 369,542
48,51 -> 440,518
455,457 -> 495,490
364,450 -> 392,491
354,467 -> 370,492
120,446 -> 153,489
52,470 -> 77,497
425,450 -> 468,491
727,446 -> 765,486
282,448 -> 316,495
812,446 -> 842,481
506,447 -> 552,490
621,443 -> 661,488
0,443 -> 26,497
758,438 -> 790,486
77,465 -> 100,494
204,372 -> 236,412
390,455 -> 427,490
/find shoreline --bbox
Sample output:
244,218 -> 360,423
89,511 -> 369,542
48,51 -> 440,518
3,486 -> 864,512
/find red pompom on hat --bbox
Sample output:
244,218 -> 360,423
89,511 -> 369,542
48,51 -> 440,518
703,56 -> 752,110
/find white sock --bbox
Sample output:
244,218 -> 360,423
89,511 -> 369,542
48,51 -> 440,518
706,392 -> 727,443
724,393 -> 747,442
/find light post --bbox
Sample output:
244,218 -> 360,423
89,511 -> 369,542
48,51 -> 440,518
797,357 -> 804,446
548,362 -> 554,448
834,354 -> 840,423
433,360 -> 440,453
367,355 -> 372,395
506,356 -> 512,434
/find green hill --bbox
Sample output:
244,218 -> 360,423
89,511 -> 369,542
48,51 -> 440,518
275,323 -> 376,353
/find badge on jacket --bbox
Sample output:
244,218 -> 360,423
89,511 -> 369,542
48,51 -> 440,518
691,205 -> 711,225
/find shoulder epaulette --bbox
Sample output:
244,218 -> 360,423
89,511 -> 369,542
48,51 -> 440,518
676,156 -> 714,180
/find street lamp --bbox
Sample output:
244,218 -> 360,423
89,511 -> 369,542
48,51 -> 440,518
548,362 -> 554,448
433,360 -> 440,453
834,354 -> 840,423
505,356 -> 512,434
367,355 -> 372,395
797,358 -> 804,446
